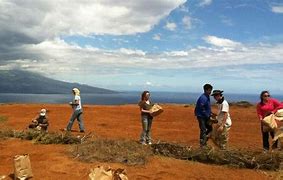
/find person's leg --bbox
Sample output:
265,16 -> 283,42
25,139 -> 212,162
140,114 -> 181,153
219,127 -> 230,150
146,116 -> 153,144
66,111 -> 77,131
197,116 -> 208,147
77,111 -> 85,132
270,131 -> 278,149
261,123 -> 270,150
140,115 -> 148,144
205,117 -> 213,137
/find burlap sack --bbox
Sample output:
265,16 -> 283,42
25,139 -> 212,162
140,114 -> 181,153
88,166 -> 128,180
149,104 -> 163,117
262,114 -> 278,130
13,154 -> 33,180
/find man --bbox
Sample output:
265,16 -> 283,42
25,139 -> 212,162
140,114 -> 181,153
195,84 -> 213,148
211,90 -> 232,150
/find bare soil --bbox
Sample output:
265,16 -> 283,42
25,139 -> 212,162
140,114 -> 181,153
0,104 -> 280,179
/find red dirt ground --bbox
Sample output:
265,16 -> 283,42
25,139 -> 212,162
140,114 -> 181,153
0,104 -> 281,179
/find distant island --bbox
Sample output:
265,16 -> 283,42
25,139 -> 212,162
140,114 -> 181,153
0,70 -> 117,94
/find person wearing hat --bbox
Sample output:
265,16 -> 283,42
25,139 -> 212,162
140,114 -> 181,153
211,90 -> 232,150
194,84 -> 213,148
256,91 -> 283,151
65,88 -> 85,133
28,109 -> 49,131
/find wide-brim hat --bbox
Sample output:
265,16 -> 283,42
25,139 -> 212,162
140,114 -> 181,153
211,90 -> 223,96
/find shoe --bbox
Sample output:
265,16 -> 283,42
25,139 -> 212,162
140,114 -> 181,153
140,141 -> 147,145
148,142 -> 152,145
263,149 -> 269,153
80,130 -> 85,133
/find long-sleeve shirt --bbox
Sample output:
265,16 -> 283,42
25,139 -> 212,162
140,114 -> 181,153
256,98 -> 283,120
195,93 -> 211,118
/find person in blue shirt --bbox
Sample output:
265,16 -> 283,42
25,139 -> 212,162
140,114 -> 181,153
195,84 -> 213,148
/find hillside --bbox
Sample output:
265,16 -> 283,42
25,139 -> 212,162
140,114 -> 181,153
0,70 -> 116,94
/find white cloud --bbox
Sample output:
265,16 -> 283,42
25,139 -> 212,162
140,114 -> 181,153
182,16 -> 192,29
2,38 -> 283,79
203,36 -> 242,48
271,6 -> 283,13
199,0 -> 212,7
0,0 -> 186,41
165,22 -> 177,31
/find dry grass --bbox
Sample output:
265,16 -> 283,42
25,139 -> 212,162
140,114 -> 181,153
0,115 -> 8,123
152,142 -> 282,170
1,129 -> 282,170
71,138 -> 153,165
0,129 -> 81,144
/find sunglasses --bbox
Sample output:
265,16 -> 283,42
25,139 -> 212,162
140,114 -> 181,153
263,94 -> 270,97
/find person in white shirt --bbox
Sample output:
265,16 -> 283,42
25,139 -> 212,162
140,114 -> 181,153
211,90 -> 232,150
65,88 -> 85,133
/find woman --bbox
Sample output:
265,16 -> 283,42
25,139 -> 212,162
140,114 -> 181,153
211,90 -> 232,150
256,91 -> 283,151
66,88 -> 85,132
138,91 -> 154,145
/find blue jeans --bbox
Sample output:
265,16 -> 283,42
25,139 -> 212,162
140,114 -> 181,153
197,116 -> 212,146
140,115 -> 153,143
67,109 -> 84,131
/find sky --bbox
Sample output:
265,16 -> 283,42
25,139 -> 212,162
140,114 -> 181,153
0,0 -> 283,94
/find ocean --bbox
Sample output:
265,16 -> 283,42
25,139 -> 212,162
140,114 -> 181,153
1,92 -> 282,105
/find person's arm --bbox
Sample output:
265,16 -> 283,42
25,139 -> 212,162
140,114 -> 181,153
199,96 -> 210,118
256,104 -> 264,121
271,98 -> 283,113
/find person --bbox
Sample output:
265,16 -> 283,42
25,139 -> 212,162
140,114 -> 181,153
28,109 -> 49,131
138,91 -> 154,145
65,88 -> 85,132
256,91 -> 283,151
195,84 -> 213,148
211,90 -> 232,150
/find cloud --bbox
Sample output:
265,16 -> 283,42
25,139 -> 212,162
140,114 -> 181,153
165,22 -> 177,31
271,5 -> 283,13
0,0 -> 186,67
203,36 -> 242,48
1,38 -> 282,78
199,0 -> 213,7
182,16 -> 192,29
153,34 -> 161,40
0,0 -> 185,44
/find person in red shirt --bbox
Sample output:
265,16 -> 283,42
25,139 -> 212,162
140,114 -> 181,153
256,91 -> 283,151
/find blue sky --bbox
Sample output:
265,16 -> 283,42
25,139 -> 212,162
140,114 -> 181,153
0,0 -> 283,94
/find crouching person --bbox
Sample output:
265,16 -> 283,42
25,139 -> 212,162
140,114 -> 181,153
211,90 -> 232,150
28,109 -> 49,131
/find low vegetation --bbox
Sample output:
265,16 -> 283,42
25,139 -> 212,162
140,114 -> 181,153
72,138 -> 153,165
0,129 -> 282,170
152,142 -> 282,170
0,115 -> 8,123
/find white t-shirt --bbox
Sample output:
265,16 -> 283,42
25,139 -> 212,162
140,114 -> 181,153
74,95 -> 82,111
217,99 -> 232,127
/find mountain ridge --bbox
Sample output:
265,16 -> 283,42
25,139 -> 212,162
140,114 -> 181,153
0,70 -> 117,94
